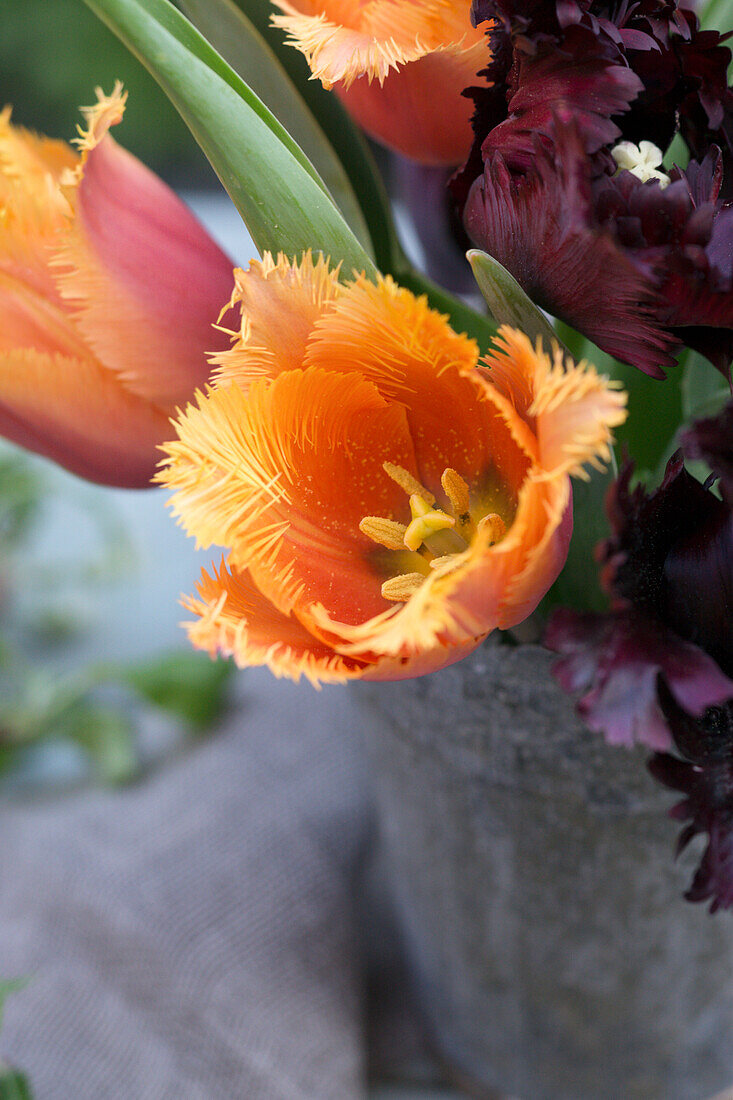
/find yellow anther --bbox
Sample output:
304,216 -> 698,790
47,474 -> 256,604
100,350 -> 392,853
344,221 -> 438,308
383,462 -> 435,506
404,496 -> 455,552
477,512 -> 506,545
381,572 -> 425,602
441,468 -> 471,519
359,516 -> 408,550
429,554 -> 462,574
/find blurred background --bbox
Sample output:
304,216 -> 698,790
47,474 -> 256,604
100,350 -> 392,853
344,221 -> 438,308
0,11 -> 398,1096
0,2 -> 256,790
0,0 -> 205,182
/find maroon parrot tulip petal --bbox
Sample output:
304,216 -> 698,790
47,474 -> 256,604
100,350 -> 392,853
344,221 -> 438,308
649,690 -> 733,913
547,402 -> 733,910
547,608 -> 733,751
457,0 -> 733,379
462,124 -> 679,377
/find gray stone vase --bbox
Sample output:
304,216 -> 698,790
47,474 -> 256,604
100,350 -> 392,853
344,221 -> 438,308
353,638 -> 733,1100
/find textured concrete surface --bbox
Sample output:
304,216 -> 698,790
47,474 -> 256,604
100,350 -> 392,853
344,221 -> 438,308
355,639 -> 733,1100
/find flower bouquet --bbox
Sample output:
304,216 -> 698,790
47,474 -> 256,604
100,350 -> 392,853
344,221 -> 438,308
1,0 -> 732,1095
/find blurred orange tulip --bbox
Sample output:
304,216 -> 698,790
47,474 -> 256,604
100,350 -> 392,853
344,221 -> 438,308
0,84 -> 235,486
159,252 -> 626,685
270,0 -> 489,165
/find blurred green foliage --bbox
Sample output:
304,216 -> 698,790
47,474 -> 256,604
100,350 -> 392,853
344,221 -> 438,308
0,0 -> 210,182
0,449 -> 234,787
0,980 -> 32,1099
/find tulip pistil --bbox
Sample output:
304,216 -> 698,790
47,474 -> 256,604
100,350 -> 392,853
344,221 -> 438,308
403,493 -> 456,551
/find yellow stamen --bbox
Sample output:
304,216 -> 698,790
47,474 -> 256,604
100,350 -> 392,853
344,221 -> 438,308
477,512 -> 506,545
404,494 -> 455,552
361,461 -> 509,604
429,554 -> 461,574
441,467 -> 470,517
359,515 -> 408,550
381,572 -> 425,602
383,462 -> 435,505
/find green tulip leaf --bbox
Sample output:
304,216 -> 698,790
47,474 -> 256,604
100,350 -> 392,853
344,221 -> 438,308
701,0 -> 733,38
467,249 -> 562,347
178,0 -> 372,254
227,0 -> 403,274
682,349 -> 731,421
83,0 -> 376,277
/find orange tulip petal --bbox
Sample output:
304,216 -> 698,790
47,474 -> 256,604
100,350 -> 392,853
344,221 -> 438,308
304,328 -> 625,663
160,366 -> 418,624
0,108 -> 76,184
306,274 -> 533,500
271,0 -> 486,162
306,550 -> 487,664
445,474 -> 573,631
499,481 -> 573,628
484,327 -> 628,479
530,355 -> 627,481
217,260 -> 535,509
0,110 -> 75,303
212,252 -> 342,391
0,347 -> 170,486
306,474 -> 570,667
0,272 -> 88,360
183,559 -> 371,686
271,0 -> 483,87
52,84 -> 234,407
337,44 -> 483,165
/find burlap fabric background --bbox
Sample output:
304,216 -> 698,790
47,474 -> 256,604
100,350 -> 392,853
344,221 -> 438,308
0,677 -> 395,1100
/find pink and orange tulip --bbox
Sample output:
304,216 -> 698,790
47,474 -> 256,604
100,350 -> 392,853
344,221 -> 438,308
270,0 -> 489,166
0,84 -> 234,486
159,252 -> 627,685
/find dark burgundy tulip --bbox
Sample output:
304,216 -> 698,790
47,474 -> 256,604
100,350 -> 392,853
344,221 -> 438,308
455,0 -> 733,380
547,401 -> 733,910
649,693 -> 733,913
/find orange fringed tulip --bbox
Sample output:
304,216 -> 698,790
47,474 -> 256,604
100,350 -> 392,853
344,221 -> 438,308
159,253 -> 627,686
270,0 -> 488,165
0,84 -> 234,486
